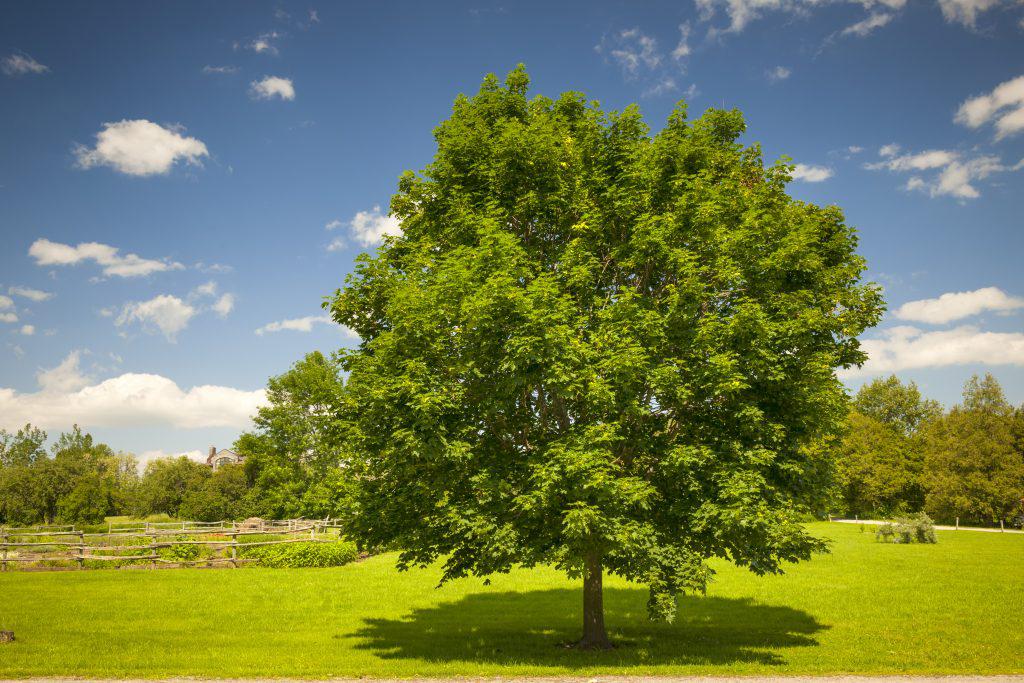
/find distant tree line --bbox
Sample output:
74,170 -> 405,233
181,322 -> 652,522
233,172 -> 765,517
3,358 -> 1022,528
0,352 -> 350,526
835,373 -> 1024,526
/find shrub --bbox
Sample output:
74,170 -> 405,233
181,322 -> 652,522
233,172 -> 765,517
875,512 -> 937,544
241,540 -> 359,568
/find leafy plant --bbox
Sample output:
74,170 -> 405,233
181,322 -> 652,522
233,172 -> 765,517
241,540 -> 358,568
875,512 -> 936,544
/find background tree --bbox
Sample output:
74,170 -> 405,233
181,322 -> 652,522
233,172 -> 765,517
921,374 -> 1024,525
235,351 -> 352,519
179,464 -> 247,522
330,67 -> 884,648
136,456 -> 210,518
852,375 -> 941,436
834,376 -> 938,517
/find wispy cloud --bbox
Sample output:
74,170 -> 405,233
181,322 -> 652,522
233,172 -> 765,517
893,287 -> 1024,324
791,163 -> 834,182
955,74 -> 1024,141
29,238 -> 185,278
2,52 -> 49,76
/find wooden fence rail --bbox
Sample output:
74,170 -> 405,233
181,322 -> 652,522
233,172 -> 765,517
0,519 -> 335,572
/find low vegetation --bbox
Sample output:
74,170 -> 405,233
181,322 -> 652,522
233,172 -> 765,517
0,523 -> 1021,677
240,539 -> 359,568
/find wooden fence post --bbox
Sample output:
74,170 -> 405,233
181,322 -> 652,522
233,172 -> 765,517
1,530 -> 7,572
229,531 -> 237,568
149,534 -> 156,570
77,531 -> 85,570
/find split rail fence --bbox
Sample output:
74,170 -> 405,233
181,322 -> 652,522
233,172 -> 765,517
0,519 -> 342,571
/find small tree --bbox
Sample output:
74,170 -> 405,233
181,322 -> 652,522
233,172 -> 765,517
330,67 -> 883,647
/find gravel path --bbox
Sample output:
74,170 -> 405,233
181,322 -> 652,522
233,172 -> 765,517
830,519 -> 1023,534
3,677 -> 1024,682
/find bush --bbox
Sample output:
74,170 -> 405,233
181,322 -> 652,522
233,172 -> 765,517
875,512 -> 937,544
241,540 -> 359,568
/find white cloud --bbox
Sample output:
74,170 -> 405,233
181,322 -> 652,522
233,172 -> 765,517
255,314 -> 333,335
766,66 -> 791,82
245,31 -> 282,54
349,205 -> 402,247
37,350 -> 91,392
325,219 -> 344,230
841,12 -> 894,36
0,313 -> 17,324
865,147 -> 1022,199
937,0 -> 1005,27
879,143 -> 900,157
8,286 -> 54,302
847,146 -> 864,154
672,23 -> 692,60
893,287 -> 1024,324
250,75 -> 295,101
867,149 -> 958,172
696,0 -> 907,34
955,75 -> 1024,140
202,65 -> 238,75
1,355 -> 266,430
191,281 -> 218,298
212,293 -> 235,317
29,238 -> 185,278
643,76 -> 678,98
20,325 -> 35,336
0,295 -> 12,310
2,53 -> 49,76
791,163 -> 834,182
597,28 -> 662,75
74,119 -> 209,177
116,295 -> 196,341
840,325 -> 1024,377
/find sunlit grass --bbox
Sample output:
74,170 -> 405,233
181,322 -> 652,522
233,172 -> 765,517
1,523 -> 1022,677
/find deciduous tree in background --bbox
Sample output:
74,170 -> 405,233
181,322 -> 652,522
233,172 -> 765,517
330,67 -> 884,648
921,374 -> 1024,526
234,351 -> 353,519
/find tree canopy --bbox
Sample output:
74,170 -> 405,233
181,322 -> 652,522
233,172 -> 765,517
329,66 -> 884,647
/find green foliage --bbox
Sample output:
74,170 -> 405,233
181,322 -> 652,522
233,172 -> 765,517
330,67 -> 884,624
234,351 -> 353,520
0,424 -> 138,526
835,410 -> 924,517
158,535 -> 204,563
136,456 -> 210,518
875,513 -> 937,544
853,375 -> 941,436
178,464 -> 247,522
241,540 -> 359,568
920,374 -> 1024,526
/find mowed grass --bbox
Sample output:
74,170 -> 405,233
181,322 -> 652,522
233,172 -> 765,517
1,522 -> 1022,678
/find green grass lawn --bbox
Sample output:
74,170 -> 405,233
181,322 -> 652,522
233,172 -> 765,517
1,522 -> 1022,678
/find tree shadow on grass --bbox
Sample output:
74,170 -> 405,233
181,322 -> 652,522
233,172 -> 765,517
349,588 -> 826,667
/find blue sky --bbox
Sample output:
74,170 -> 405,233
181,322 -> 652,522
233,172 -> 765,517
2,0 -> 1023,462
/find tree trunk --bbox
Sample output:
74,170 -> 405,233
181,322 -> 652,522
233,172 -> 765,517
577,551 -> 612,649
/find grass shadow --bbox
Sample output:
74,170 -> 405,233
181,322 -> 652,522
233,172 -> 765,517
349,587 -> 826,667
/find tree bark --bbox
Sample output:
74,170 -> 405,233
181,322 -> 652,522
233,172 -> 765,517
577,551 -> 612,649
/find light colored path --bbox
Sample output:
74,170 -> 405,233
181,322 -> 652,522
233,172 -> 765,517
830,518 -> 1023,534
3,678 -> 1024,682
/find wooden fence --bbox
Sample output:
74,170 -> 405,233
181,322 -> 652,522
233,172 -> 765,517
0,519 -> 343,571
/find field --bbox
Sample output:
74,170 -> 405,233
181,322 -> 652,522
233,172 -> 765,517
0,522 -> 1022,678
